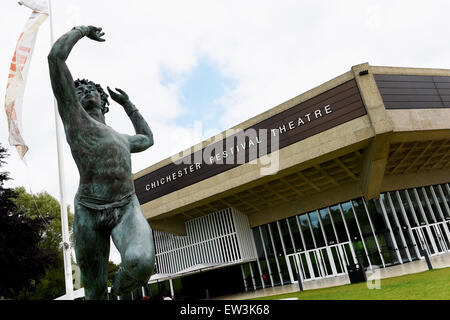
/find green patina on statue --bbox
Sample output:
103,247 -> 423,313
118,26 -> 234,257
48,25 -> 155,300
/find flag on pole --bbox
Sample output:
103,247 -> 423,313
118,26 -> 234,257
4,0 -> 48,160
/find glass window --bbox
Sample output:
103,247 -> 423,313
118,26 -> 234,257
319,208 -> 337,245
308,251 -> 321,277
408,189 -> 426,225
288,256 -> 299,282
417,188 -> 436,223
389,193 -> 419,261
366,198 -> 388,232
269,222 -> 284,255
269,259 -> 281,285
252,228 -> 270,286
341,201 -> 368,267
269,223 -> 290,284
260,225 -> 274,257
319,248 -> 333,275
330,246 -> 344,274
381,195 -> 400,233
299,214 -> 315,250
242,263 -> 252,290
299,253 -> 312,279
440,184 -> 450,217
287,216 -> 304,252
250,261 -> 263,289
352,198 -> 373,235
276,255 -> 291,285
172,278 -> 183,298
149,283 -> 159,300
433,185 -> 450,219
308,210 -> 326,248
381,194 -> 409,263
438,224 -> 450,250
153,280 -> 170,300
341,202 -> 360,241
279,219 -> 294,254
398,190 -> 418,227
352,198 -> 382,267
329,204 -> 348,242
425,187 -> 443,222
259,259 -> 271,287
252,228 -> 265,259
387,193 -> 406,227
260,225 -> 280,286
366,198 -> 399,266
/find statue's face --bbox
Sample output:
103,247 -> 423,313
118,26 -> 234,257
76,83 -> 102,112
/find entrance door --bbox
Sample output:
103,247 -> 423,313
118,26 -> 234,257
412,222 -> 449,257
431,222 -> 450,252
286,242 -> 352,283
413,226 -> 435,256
329,244 -> 350,274
286,251 -> 315,282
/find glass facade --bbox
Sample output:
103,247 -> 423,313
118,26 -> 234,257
242,183 -> 450,291
109,183 -> 450,299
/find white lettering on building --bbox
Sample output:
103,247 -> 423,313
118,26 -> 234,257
145,104 -> 333,192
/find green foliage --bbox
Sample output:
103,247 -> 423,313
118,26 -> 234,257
30,254 -> 66,300
0,144 -> 56,299
12,185 -> 121,298
13,186 -> 74,254
107,261 -> 120,287
11,187 -> 75,300
0,143 -> 79,299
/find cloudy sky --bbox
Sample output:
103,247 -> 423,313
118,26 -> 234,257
2,0 -> 450,265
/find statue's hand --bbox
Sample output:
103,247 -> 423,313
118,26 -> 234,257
85,26 -> 105,42
107,87 -> 130,106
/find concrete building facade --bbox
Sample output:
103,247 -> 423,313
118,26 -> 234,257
130,63 -> 450,299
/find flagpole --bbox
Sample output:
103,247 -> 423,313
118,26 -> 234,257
48,0 -> 74,300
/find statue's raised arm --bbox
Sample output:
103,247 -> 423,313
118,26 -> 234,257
107,87 -> 154,153
47,26 -> 105,124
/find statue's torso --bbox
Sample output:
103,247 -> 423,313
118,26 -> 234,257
65,118 -> 134,202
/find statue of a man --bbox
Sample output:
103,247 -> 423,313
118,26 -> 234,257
48,25 -> 155,300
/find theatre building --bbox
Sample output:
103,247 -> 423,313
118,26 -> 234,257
130,63 -> 450,300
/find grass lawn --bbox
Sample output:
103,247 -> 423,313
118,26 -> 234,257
249,267 -> 450,300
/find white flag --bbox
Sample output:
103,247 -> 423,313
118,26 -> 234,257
4,0 -> 48,160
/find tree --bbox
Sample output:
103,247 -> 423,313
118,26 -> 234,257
13,186 -> 122,299
31,257 -> 66,300
107,261 -> 120,287
0,144 -> 119,299
0,144 -> 56,299
12,185 -> 74,300
14,187 -> 74,257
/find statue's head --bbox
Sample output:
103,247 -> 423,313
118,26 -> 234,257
74,79 -> 109,114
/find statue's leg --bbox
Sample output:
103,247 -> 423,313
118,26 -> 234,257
110,194 -> 155,296
73,200 -> 110,300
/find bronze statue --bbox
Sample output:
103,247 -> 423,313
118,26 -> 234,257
48,25 -> 155,300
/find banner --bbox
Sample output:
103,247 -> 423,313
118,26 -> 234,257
4,0 -> 48,159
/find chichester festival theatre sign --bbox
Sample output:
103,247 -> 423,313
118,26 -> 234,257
134,79 -> 367,204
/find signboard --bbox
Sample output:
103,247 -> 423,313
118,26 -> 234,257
135,79 -> 367,204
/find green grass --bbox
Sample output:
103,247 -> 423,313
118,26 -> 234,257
249,267 -> 450,300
